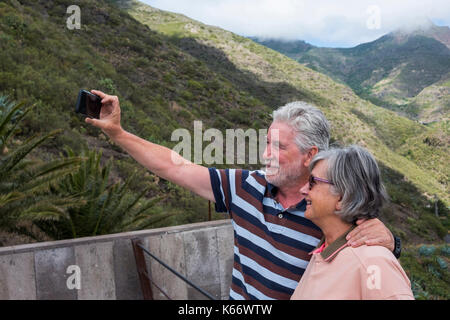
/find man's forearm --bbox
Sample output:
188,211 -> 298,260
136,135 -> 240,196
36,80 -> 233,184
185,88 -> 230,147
108,129 -> 215,201
110,129 -> 186,180
346,218 -> 396,253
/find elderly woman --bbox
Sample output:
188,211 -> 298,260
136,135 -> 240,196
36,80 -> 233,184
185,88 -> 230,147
291,145 -> 414,300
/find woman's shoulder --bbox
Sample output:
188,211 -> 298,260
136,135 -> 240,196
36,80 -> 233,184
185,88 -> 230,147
341,244 -> 398,268
350,244 -> 395,258
343,245 -> 414,300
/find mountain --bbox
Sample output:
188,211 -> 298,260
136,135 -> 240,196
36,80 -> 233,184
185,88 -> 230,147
255,24 -> 450,122
0,0 -> 448,244
0,0 -> 448,299
407,75 -> 450,123
248,37 -> 314,55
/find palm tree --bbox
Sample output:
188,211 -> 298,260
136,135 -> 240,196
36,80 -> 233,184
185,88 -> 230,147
35,147 -> 170,239
0,96 -> 82,240
1,95 -> 169,243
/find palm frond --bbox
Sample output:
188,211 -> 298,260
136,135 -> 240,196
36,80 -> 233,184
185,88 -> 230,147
17,195 -> 86,222
33,157 -> 82,179
0,129 -> 62,179
0,191 -> 24,208
0,105 -> 33,150
0,99 -> 26,140
18,158 -> 82,193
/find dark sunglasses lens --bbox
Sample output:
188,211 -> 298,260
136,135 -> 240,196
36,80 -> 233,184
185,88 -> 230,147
309,176 -> 315,189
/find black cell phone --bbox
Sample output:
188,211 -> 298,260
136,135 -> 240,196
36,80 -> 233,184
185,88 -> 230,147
75,89 -> 102,119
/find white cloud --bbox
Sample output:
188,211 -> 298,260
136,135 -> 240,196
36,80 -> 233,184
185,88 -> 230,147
142,0 -> 450,47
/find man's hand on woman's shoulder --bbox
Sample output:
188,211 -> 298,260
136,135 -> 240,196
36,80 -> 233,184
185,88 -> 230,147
346,218 -> 395,252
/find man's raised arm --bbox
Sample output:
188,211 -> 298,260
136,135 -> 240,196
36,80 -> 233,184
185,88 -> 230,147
85,90 -> 215,202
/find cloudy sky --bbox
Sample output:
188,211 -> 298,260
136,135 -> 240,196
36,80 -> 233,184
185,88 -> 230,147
142,0 -> 450,47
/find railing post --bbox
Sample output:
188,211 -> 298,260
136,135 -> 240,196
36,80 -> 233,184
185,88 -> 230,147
131,238 -> 154,300
208,200 -> 211,221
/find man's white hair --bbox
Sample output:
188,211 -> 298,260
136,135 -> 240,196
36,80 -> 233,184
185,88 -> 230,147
272,101 -> 330,152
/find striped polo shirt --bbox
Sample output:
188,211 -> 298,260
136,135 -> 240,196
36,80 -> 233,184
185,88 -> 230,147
209,168 -> 323,300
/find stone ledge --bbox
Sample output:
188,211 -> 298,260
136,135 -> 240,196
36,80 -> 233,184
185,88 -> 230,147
0,219 -> 232,256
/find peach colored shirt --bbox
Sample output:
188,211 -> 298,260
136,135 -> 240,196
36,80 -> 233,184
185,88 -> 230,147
291,244 -> 414,300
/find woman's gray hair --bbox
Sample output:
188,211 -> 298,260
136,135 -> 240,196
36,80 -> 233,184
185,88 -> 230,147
273,101 -> 330,153
310,145 -> 388,224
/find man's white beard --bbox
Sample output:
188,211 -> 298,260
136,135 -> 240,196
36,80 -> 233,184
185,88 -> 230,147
265,160 -> 304,187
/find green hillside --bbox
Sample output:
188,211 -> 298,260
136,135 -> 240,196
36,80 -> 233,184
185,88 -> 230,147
0,0 -> 448,300
405,76 -> 450,122
0,0 -> 273,234
0,0 -> 450,251
126,0 -> 449,199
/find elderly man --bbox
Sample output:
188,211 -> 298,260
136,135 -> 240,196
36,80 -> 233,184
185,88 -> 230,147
85,90 -> 401,300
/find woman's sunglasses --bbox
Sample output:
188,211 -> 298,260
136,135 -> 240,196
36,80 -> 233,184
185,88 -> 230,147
308,175 -> 334,189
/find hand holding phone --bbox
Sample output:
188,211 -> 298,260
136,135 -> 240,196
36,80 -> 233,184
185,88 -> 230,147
81,89 -> 123,139
76,89 -> 102,119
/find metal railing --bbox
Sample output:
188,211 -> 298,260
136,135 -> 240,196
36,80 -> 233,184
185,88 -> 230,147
131,238 -> 217,300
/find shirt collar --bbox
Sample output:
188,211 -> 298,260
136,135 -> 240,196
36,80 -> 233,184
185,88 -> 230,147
311,225 -> 356,262
267,182 -> 278,198
266,182 -> 307,211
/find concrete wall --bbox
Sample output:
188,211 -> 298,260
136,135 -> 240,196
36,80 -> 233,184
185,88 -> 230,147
0,219 -> 234,300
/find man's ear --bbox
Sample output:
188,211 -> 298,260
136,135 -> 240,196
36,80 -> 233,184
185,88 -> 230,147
303,146 -> 319,167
